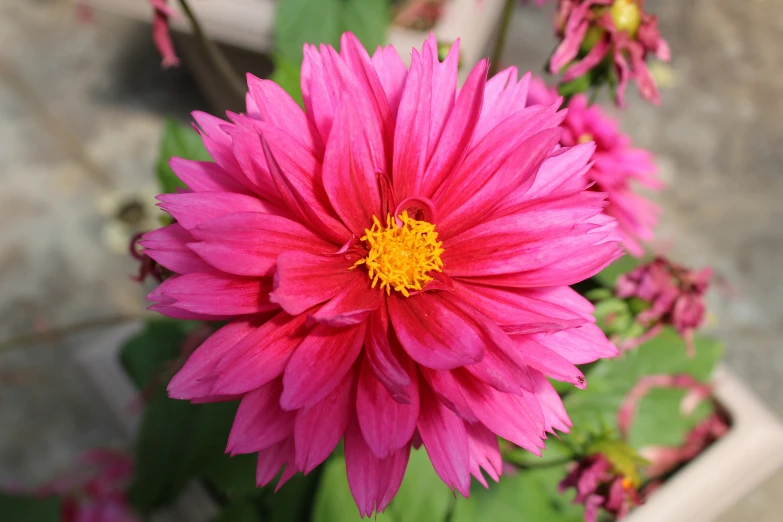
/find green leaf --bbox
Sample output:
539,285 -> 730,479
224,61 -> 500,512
120,319 -> 198,390
265,471 -> 322,522
451,468 -> 583,522
389,448 -> 453,522
593,254 -> 643,288
564,327 -> 723,449
156,118 -> 211,194
212,499 -> 261,522
557,72 -> 592,98
201,453 -> 258,500
270,55 -> 304,107
312,456 -> 394,522
274,0 -> 388,62
0,493 -> 61,522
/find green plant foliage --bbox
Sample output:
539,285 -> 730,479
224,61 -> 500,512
120,319 -> 198,390
388,447 -> 454,522
594,254 -> 644,288
212,499 -> 261,522
312,456 -> 394,522
274,0 -> 388,62
450,467 -> 583,522
156,118 -> 211,194
0,493 -> 61,522
564,327 -> 723,448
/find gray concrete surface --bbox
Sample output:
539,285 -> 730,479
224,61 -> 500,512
0,0 -> 780,519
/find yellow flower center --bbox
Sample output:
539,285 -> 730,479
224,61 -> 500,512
610,0 -> 642,39
353,211 -> 444,297
578,133 -> 595,144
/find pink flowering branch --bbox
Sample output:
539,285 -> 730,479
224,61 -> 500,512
617,374 -> 713,440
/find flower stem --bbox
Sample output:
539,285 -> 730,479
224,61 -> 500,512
488,0 -> 516,77
175,0 -> 246,100
504,455 -> 576,470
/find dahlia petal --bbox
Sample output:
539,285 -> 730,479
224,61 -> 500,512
256,438 -> 295,488
370,45 -> 408,118
169,158 -> 251,194
308,274 -> 381,327
426,36 -> 460,147
295,365 -> 357,473
473,70 -> 532,143
562,38 -> 611,82
301,45 -> 339,143
392,47 -> 433,201
419,368 -> 479,423
462,342 -> 533,395
280,322 -> 366,410
322,99 -> 383,237
550,20 -> 589,74
418,58 -> 488,198
457,374 -> 545,455
227,379 -> 294,454
168,318 -> 261,400
140,224 -> 212,274
417,383 -> 471,496
436,113 -> 566,237
455,281 -> 587,335
512,337 -> 586,389
157,192 -> 275,231
345,419 -> 410,517
246,74 -> 322,154
339,33 -> 394,151
224,124 -> 280,201
516,142 -> 596,202
533,323 -> 619,365
209,312 -> 310,396
388,292 -> 485,370
271,251 -> 360,315
261,127 -> 350,244
150,272 -> 276,316
191,112 -> 258,192
357,357 -> 419,459
531,369 -> 572,434
466,422 -> 502,488
189,212 -> 333,277
365,303 -> 415,403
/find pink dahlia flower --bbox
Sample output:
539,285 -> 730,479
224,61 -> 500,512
149,0 -> 179,68
142,33 -> 621,515
527,77 -> 660,256
551,0 -> 671,106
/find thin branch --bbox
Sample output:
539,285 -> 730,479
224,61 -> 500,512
175,0 -> 246,100
488,0 -> 516,77
0,315 -> 140,353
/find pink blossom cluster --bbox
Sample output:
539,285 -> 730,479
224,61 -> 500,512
559,453 -> 641,521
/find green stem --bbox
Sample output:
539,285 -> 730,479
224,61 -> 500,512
504,455 -> 577,470
175,0 -> 246,99
488,0 -> 516,77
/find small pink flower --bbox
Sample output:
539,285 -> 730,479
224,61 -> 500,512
527,77 -> 660,256
142,34 -> 622,515
550,0 -> 670,106
149,0 -> 179,68
617,257 -> 711,354
560,454 -> 640,521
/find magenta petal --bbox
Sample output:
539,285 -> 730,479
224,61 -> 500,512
345,418 -> 411,517
365,303 -> 414,403
512,337 -> 586,388
457,374 -> 546,455
271,251 -> 357,315
140,224 -> 212,274
150,272 -> 276,316
170,158 -> 251,195
256,438 -> 295,487
168,318 -> 260,400
281,322 -> 366,410
531,369 -> 572,434
321,99 -> 382,237
189,212 -> 333,277
308,274 -> 381,327
357,357 -> 419,459
417,383 -> 471,497
295,365 -> 357,473
419,368 -> 478,423
209,312 -> 309,396
370,45 -> 408,118
533,323 -> 618,364
157,192 -> 276,231
227,379 -> 294,455
466,422 -> 502,488
388,292 -> 485,370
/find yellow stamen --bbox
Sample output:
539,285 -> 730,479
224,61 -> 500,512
578,133 -> 595,144
353,211 -> 444,297
622,477 -> 634,490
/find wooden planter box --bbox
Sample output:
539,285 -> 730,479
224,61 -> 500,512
87,0 -> 507,111
76,321 -> 783,522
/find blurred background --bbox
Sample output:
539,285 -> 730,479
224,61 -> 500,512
0,0 -> 780,519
